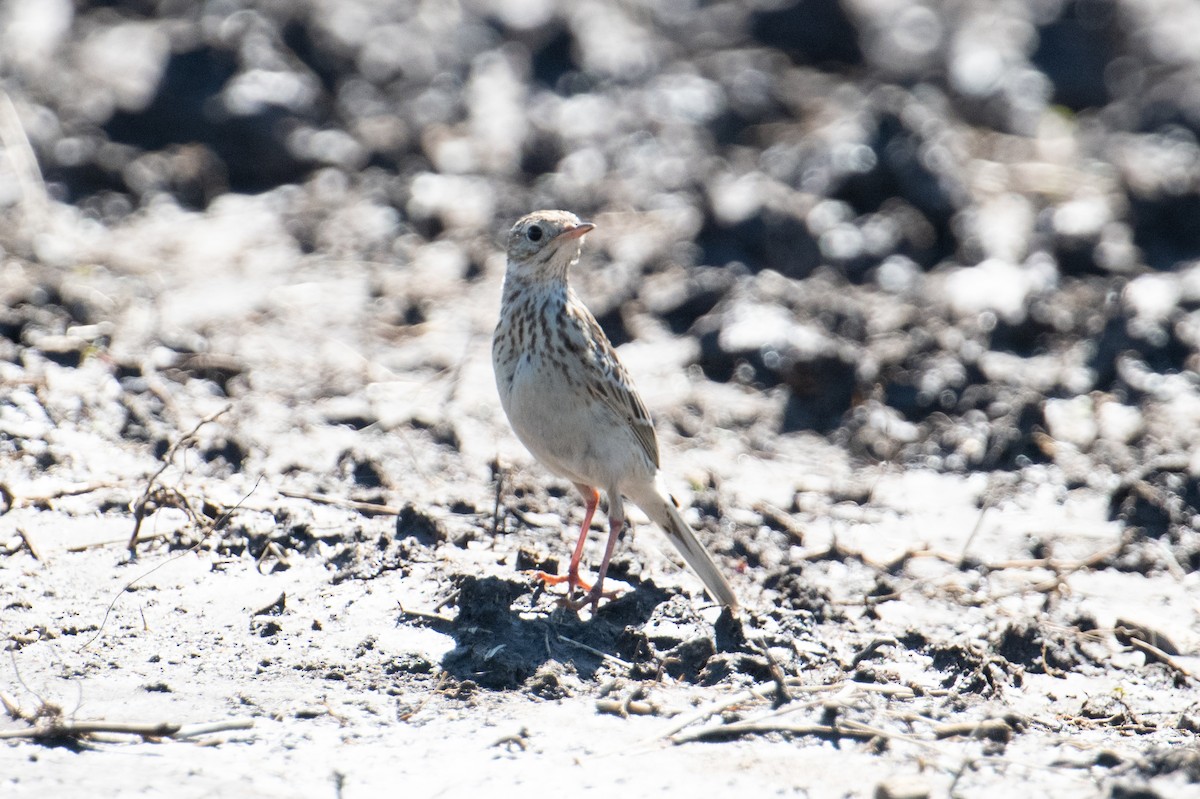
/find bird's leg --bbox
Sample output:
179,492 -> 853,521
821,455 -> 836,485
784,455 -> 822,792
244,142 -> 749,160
582,496 -> 625,612
530,485 -> 599,601
565,484 -> 600,597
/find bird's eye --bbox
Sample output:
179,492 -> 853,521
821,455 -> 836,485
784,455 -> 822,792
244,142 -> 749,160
526,225 -> 543,242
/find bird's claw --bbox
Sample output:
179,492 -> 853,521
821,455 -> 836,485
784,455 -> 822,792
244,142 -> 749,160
563,585 -> 621,612
524,570 -> 619,611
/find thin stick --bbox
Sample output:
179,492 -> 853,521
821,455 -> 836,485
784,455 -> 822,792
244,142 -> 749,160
671,719 -> 879,744
0,717 -> 254,741
278,489 -> 401,516
171,719 -> 255,738
596,698 -> 659,717
396,603 -> 454,625
127,406 -> 231,556
0,690 -> 23,719
747,634 -> 791,705
9,482 -> 116,509
15,527 -> 41,561
431,590 -> 461,613
556,634 -> 632,669
655,688 -> 766,740
67,533 -> 168,553
933,718 -> 1012,739
83,475 -> 261,651
754,502 -> 806,543
958,506 -> 989,563
658,679 -> 916,742
0,720 -> 180,739
1127,638 -> 1196,682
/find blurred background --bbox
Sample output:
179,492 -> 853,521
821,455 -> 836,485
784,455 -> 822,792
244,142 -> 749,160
2,0 -> 1200,499
3,0 -> 1198,262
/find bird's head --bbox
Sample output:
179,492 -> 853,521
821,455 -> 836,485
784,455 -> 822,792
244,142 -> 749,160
504,210 -> 595,281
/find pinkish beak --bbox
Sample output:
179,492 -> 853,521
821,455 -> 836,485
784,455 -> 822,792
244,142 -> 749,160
556,222 -> 595,241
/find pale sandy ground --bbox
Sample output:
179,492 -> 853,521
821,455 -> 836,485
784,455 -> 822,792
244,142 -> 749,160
2,468 -> 1198,799
2,200 -> 1200,799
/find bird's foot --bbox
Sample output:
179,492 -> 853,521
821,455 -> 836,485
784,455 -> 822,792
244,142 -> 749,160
525,571 -> 619,611
527,570 -> 592,591
562,583 -> 621,612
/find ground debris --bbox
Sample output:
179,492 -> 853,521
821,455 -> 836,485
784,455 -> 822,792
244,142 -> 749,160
0,691 -> 253,747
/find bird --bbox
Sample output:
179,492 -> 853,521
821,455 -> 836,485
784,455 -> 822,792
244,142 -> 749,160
492,209 -> 739,612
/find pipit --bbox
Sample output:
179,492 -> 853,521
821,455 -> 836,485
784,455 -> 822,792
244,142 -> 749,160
492,210 -> 739,612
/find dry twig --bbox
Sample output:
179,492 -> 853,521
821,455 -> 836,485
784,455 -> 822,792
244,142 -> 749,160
658,678 -> 916,744
278,489 -> 401,516
15,527 -> 41,561
1125,637 -> 1196,683
0,716 -> 254,743
127,406 -> 232,556
1,684 -> 252,744
670,718 -> 880,744
558,634 -> 633,669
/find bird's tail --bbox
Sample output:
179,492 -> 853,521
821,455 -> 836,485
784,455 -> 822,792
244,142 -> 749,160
632,486 -> 739,609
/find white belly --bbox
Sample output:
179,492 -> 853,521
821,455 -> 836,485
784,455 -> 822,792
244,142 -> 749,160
497,349 -> 651,491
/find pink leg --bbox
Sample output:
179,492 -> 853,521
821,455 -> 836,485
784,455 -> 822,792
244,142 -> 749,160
565,484 -> 600,595
584,499 -> 625,612
531,484 -> 599,600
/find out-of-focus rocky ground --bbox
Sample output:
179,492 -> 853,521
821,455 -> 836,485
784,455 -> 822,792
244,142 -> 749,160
2,1 -> 1200,797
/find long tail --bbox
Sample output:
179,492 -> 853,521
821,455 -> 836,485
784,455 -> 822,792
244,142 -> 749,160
631,485 -> 739,609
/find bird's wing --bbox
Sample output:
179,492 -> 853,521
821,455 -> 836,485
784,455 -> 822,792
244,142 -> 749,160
565,294 -> 661,470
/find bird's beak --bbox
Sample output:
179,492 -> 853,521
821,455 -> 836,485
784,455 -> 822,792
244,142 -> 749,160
556,222 -> 595,241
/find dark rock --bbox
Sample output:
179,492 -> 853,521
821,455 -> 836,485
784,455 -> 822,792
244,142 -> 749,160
1030,0 -> 1121,111
1129,190 -> 1200,272
104,45 -> 313,197
749,0 -> 864,67
696,205 -> 822,280
396,504 -> 444,545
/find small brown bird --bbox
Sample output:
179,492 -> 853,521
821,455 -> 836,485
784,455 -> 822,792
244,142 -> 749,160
492,210 -> 739,611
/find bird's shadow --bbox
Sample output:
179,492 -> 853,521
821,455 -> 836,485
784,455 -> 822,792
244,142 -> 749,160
414,575 -> 673,689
